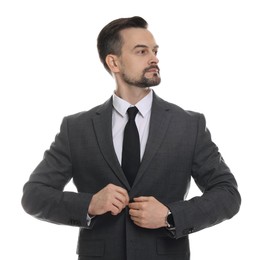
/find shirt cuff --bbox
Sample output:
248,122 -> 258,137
86,213 -> 95,227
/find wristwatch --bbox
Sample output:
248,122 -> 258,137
166,210 -> 176,231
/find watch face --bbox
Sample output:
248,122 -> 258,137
167,213 -> 174,226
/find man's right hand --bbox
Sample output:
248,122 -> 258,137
88,184 -> 129,216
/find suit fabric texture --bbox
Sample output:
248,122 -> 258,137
22,92 -> 241,259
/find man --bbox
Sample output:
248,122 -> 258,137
22,16 -> 241,259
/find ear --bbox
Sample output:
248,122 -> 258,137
105,55 -> 120,73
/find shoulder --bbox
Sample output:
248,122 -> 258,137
153,94 -> 208,139
153,92 -> 203,121
63,97 -> 112,124
54,97 -> 113,136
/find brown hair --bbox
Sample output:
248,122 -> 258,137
97,16 -> 148,74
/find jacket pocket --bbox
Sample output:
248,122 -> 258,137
77,239 -> 105,257
156,236 -> 190,257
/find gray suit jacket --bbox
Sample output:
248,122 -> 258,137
22,92 -> 241,259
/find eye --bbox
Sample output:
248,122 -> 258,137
153,49 -> 158,55
137,49 -> 147,55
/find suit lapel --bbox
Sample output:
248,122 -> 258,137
92,93 -> 172,190
92,97 -> 130,189
132,94 -> 172,188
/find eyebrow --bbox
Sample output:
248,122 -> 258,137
133,44 -> 159,50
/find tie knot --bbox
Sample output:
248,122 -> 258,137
127,106 -> 139,120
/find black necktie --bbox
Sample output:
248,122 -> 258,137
122,106 -> 140,186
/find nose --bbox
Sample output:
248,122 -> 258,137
149,52 -> 159,65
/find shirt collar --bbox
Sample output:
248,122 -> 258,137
113,90 -> 153,118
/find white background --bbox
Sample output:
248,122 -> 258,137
1,0 -> 260,259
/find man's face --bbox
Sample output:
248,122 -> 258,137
117,28 -> 161,88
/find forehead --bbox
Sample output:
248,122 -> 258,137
120,28 -> 158,50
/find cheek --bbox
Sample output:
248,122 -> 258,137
128,62 -> 144,76
119,56 -> 145,77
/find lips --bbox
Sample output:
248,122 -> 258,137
145,66 -> 160,73
147,69 -> 158,73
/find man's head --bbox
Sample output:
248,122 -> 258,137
97,16 -> 148,74
97,16 -> 161,88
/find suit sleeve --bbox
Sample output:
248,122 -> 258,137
168,114 -> 241,239
21,117 -> 92,228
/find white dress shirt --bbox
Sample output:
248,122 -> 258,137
112,90 -> 153,164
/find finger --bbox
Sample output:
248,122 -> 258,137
118,191 -> 130,205
132,218 -> 146,228
129,208 -> 139,217
110,205 -> 121,215
105,184 -> 129,205
115,192 -> 129,206
110,199 -> 127,215
112,198 -> 126,212
112,185 -> 130,204
128,202 -> 141,210
129,210 -> 140,221
133,196 -> 150,202
107,183 -> 127,194
130,216 -> 140,223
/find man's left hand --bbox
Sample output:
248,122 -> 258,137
128,196 -> 168,229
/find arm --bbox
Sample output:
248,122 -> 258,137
128,114 -> 241,238
21,117 -> 92,228
168,114 -> 241,238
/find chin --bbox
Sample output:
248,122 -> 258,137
150,77 -> 161,86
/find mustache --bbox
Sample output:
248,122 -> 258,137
144,65 -> 160,73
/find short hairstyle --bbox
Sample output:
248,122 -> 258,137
97,16 -> 148,74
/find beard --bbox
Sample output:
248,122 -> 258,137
121,66 -> 161,88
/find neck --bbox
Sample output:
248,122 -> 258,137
115,86 -> 151,105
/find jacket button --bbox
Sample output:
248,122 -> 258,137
188,228 -> 194,234
182,227 -> 194,235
